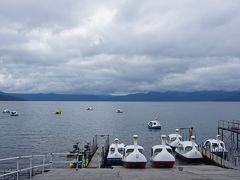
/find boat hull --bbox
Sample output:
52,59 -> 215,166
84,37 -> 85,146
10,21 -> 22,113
176,152 -> 203,163
123,161 -> 146,168
148,126 -> 161,129
107,158 -> 123,166
151,161 -> 174,168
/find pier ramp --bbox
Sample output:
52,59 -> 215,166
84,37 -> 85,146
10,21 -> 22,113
87,134 -> 109,168
198,147 -> 232,168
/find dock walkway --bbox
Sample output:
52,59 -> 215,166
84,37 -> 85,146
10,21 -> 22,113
87,148 -> 102,168
31,165 -> 240,180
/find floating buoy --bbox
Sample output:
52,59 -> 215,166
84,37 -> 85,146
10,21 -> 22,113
55,108 -> 61,114
69,162 -> 76,168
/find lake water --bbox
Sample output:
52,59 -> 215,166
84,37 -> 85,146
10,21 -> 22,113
0,101 -> 240,161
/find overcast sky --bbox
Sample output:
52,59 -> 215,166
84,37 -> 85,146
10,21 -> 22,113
0,0 -> 240,94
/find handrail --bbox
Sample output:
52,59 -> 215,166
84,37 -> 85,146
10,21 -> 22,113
198,146 -> 232,169
0,135 -> 105,179
0,153 -> 83,180
0,164 -> 52,177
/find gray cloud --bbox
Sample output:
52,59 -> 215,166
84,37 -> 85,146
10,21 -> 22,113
0,0 -> 240,94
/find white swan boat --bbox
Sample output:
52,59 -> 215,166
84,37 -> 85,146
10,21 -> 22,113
86,107 -> 93,111
2,109 -> 10,113
148,119 -> 161,129
166,129 -> 182,151
175,136 -> 203,162
10,111 -> 19,116
150,134 -> 175,168
203,135 -> 228,159
107,138 -> 125,165
122,135 -> 147,168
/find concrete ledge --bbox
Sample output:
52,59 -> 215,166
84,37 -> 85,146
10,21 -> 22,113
31,165 -> 240,180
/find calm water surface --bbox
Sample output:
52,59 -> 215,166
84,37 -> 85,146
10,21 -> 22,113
0,101 -> 240,160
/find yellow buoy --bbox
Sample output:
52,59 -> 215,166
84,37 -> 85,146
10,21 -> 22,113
69,162 -> 76,168
55,108 -> 61,114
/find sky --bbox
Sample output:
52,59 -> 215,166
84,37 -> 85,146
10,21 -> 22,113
0,0 -> 240,94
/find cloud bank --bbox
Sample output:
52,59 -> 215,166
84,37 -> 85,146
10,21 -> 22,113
0,0 -> 240,94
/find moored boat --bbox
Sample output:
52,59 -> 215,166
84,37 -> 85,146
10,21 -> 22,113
107,138 -> 124,166
150,134 -> 175,168
203,135 -> 228,159
122,135 -> 147,168
166,129 -> 182,151
175,136 -> 203,163
67,143 -> 80,157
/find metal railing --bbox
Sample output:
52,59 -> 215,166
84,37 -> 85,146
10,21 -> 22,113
0,135 -> 107,179
218,120 -> 240,131
0,153 -> 83,180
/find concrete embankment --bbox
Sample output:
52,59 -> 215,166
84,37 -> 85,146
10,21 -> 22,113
31,165 -> 240,180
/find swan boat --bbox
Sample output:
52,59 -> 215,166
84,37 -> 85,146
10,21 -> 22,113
107,138 -> 125,165
10,111 -> 19,116
175,136 -> 203,162
2,109 -> 10,113
116,109 -> 123,113
122,135 -> 147,168
148,120 -> 161,129
166,129 -> 182,151
203,135 -> 228,159
86,107 -> 93,111
150,134 -> 175,168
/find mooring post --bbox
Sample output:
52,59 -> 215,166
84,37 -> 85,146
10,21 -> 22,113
76,153 -> 79,171
237,133 -> 239,151
29,155 -> 33,178
16,157 -> 19,180
50,153 -> 53,169
42,155 -> 45,173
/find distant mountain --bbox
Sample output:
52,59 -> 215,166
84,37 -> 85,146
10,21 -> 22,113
3,93 -> 103,101
0,91 -> 25,101
109,91 -> 240,101
1,91 -> 240,101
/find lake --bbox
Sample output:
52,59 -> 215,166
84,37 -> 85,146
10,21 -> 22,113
0,101 -> 240,160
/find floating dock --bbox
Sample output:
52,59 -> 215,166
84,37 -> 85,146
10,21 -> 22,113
30,165 -> 240,180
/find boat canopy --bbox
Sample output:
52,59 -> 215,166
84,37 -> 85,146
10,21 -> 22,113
151,145 -> 172,155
